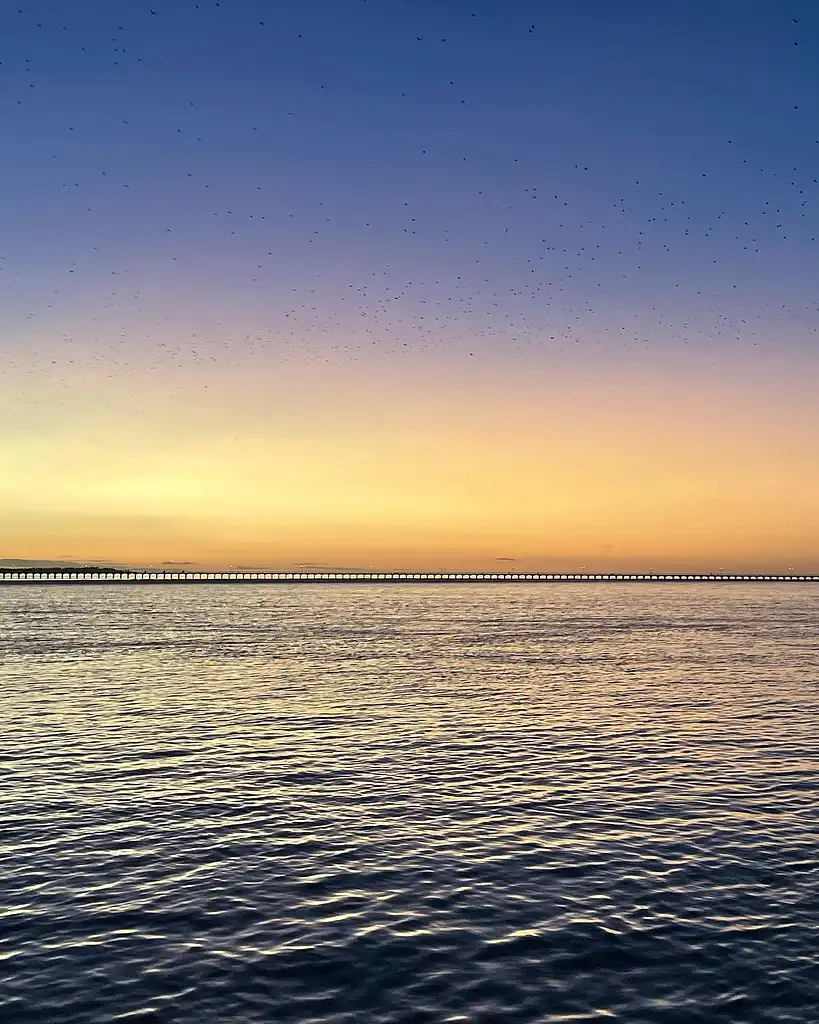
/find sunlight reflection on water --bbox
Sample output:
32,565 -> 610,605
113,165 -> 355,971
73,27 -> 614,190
1,583 -> 817,1023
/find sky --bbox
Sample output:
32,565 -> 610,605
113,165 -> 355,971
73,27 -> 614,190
1,0 -> 818,572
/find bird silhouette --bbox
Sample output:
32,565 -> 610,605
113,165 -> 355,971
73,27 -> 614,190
2,2 -> 816,415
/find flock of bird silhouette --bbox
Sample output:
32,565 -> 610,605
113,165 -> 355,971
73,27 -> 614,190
2,5 -> 816,405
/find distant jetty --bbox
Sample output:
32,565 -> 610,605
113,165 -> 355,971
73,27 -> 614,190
0,566 -> 131,576
1,569 -> 817,584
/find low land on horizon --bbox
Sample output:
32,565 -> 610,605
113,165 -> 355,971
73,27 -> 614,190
2,557 -> 816,573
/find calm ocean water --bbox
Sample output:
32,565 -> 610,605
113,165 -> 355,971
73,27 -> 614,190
1,583 -> 817,1024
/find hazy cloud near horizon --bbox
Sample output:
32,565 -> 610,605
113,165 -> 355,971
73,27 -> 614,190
0,558 -> 122,567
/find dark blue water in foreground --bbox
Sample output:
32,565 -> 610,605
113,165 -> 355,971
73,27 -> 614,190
1,583 -> 817,1023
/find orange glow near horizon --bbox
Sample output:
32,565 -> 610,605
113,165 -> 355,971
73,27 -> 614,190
2,344 -> 818,573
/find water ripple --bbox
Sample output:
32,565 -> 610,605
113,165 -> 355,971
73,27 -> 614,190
1,583 -> 817,1022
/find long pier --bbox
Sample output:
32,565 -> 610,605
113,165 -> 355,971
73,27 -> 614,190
1,571 -> 818,585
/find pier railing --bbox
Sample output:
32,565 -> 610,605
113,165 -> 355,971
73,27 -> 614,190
1,571 -> 817,584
